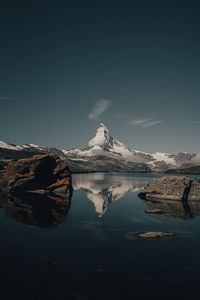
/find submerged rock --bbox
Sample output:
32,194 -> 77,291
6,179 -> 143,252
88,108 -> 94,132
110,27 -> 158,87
139,232 -> 175,239
0,154 -> 72,194
138,176 -> 200,201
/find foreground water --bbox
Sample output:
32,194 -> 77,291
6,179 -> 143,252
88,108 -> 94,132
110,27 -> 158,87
0,173 -> 200,299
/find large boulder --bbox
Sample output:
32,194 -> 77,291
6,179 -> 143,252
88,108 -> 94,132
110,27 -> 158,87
0,154 -> 72,194
138,176 -> 200,201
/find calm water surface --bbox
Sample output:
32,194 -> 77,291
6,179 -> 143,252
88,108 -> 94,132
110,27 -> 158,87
0,173 -> 200,299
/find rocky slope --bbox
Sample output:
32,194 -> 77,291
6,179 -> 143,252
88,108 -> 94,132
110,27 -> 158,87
165,165 -> 200,175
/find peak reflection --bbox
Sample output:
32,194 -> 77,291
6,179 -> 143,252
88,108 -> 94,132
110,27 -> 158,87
73,173 -> 146,217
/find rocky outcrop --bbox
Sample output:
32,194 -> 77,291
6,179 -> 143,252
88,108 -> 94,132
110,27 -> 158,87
138,176 -> 200,201
138,176 -> 200,221
0,154 -> 72,194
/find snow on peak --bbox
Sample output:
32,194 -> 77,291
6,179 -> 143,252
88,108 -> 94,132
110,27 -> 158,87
99,123 -> 109,131
88,123 -> 111,148
0,140 -> 46,152
0,140 -> 23,151
150,152 -> 176,166
87,123 -> 133,157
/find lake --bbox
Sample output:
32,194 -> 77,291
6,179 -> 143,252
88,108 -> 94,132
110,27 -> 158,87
0,172 -> 200,299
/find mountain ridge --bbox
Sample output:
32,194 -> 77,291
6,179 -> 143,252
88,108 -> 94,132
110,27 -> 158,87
0,123 -> 200,172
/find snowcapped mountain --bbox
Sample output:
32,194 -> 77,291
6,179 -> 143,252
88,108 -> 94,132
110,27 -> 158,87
88,123 -> 133,157
62,123 -> 133,158
0,141 -> 46,152
0,141 -> 24,151
63,123 -> 200,170
0,123 -> 200,172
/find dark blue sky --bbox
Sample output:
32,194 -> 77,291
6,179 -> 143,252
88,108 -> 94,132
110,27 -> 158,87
1,0 -> 200,153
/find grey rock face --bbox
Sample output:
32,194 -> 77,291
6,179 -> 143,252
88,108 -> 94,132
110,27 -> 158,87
188,180 -> 200,200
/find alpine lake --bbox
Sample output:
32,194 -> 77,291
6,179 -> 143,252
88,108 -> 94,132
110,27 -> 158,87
0,172 -> 200,299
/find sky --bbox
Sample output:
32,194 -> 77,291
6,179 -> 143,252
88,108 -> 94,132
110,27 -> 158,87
0,0 -> 200,154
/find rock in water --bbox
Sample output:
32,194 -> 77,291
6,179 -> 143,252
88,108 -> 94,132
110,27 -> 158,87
139,232 -> 175,239
0,154 -> 72,194
138,176 -> 200,201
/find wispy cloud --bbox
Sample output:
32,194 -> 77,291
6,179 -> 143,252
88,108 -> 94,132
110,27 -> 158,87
142,120 -> 163,128
88,99 -> 110,120
131,119 -> 149,126
131,119 -> 163,128
187,120 -> 200,124
0,96 -> 14,100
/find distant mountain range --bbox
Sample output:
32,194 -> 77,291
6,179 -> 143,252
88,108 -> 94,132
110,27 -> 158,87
0,123 -> 200,172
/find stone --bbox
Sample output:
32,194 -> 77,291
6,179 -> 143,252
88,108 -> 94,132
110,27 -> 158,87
139,232 -> 175,239
138,176 -> 200,201
0,154 -> 72,194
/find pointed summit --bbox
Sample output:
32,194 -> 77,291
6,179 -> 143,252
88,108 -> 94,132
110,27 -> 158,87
88,123 -> 112,148
87,123 -> 133,157
99,123 -> 109,131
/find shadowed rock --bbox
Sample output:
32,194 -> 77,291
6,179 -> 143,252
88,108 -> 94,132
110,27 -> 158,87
0,154 -> 72,194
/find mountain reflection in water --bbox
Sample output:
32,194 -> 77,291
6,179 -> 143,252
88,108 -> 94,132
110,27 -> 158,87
73,173 -> 147,217
1,173 -> 200,228
1,173 -> 200,298
0,190 -> 72,228
73,173 -> 200,221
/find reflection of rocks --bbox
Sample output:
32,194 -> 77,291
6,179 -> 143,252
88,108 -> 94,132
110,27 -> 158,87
141,195 -> 200,221
145,209 -> 164,215
0,154 -> 71,194
0,190 -> 72,228
73,173 -> 146,217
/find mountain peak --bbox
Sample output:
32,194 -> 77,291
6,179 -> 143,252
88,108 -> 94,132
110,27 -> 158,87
88,123 -> 111,148
98,123 -> 108,131
87,123 -> 133,157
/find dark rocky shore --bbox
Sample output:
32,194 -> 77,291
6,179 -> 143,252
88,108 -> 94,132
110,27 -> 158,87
0,154 -> 72,194
0,155 -> 73,227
